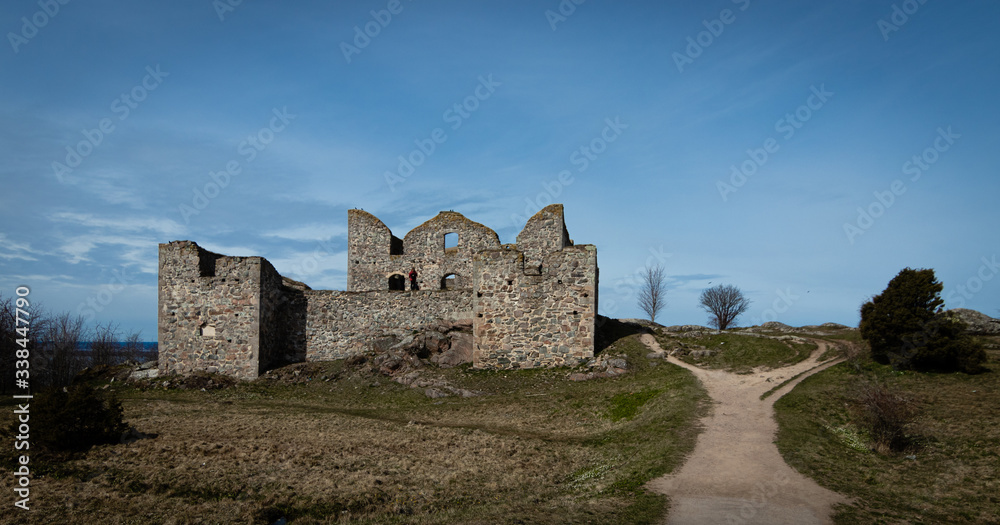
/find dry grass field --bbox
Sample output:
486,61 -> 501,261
6,324 -> 997,524
0,321 -> 709,524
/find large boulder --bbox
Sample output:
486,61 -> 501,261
948,308 -> 1000,335
371,320 -> 475,370
431,332 -> 473,368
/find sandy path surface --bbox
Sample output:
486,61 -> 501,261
641,333 -> 849,525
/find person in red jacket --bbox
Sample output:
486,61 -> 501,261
408,267 -> 418,291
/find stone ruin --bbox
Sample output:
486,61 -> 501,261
158,204 -> 599,380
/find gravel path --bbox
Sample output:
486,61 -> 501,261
641,333 -> 849,525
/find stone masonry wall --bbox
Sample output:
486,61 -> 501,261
159,204 -> 599,379
258,259 -> 288,372
347,210 -> 501,293
304,289 -> 473,360
158,241 -> 264,380
516,204 -> 572,270
472,243 -> 598,369
347,209 -> 397,292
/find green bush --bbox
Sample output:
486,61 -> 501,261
860,268 -> 986,373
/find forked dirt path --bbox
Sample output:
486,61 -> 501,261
641,334 -> 849,525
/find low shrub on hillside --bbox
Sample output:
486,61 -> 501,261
851,380 -> 917,454
32,384 -> 128,453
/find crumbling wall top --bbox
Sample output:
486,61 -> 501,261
515,204 -> 572,268
402,211 -> 501,259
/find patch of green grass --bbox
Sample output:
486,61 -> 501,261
774,358 -> 1000,524
658,332 -> 816,373
818,329 -> 863,343
607,390 -> 662,421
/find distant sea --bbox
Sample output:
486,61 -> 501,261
74,341 -> 158,363
76,342 -> 158,352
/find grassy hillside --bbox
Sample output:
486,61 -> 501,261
774,336 -> 1000,524
654,329 -> 818,373
0,322 -> 708,525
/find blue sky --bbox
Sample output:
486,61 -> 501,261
2,0 -> 998,339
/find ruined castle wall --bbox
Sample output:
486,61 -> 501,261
516,204 -> 571,269
159,204 -> 599,380
158,242 -> 264,380
347,209 -> 396,292
348,210 -> 501,294
472,244 -> 597,369
303,290 -> 473,360
275,285 -> 309,363
258,259 -> 286,373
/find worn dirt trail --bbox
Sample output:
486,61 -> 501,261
641,334 -> 849,525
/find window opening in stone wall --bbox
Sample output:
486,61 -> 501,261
390,236 -> 404,255
444,232 -> 458,253
388,274 -> 406,291
441,273 -> 458,290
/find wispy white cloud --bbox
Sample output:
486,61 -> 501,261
59,237 -> 97,264
0,274 -> 77,285
0,234 -> 41,261
261,223 -> 347,242
49,212 -> 186,237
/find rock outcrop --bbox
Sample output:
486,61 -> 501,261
948,308 -> 1000,335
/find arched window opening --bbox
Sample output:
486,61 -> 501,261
388,274 -> 406,291
441,273 -> 459,290
444,232 -> 458,253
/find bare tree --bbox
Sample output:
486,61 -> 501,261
639,264 -> 667,323
699,284 -> 751,331
36,312 -> 86,388
122,330 -> 148,364
0,294 -> 18,394
1,293 -> 49,393
90,322 -> 120,367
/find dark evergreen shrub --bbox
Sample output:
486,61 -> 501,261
860,268 -> 986,373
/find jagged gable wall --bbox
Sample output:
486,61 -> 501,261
516,204 -> 572,270
347,209 -> 397,292
347,209 -> 501,293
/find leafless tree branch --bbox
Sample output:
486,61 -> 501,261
699,284 -> 751,331
639,264 -> 667,323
